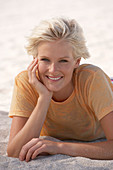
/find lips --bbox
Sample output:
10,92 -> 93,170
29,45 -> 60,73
46,76 -> 63,81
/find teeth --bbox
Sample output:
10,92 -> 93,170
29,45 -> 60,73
48,76 -> 62,80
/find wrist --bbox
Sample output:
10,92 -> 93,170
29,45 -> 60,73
57,142 -> 77,156
38,93 -> 52,102
35,94 -> 52,110
39,91 -> 53,100
57,142 -> 66,154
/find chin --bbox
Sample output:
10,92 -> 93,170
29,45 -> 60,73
46,86 -> 61,92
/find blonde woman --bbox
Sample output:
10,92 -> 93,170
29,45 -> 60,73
7,17 -> 113,162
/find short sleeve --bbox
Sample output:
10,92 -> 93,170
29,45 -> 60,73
9,71 -> 38,118
88,69 -> 113,120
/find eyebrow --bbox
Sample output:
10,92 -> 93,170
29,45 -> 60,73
39,56 -> 70,59
61,56 -> 70,59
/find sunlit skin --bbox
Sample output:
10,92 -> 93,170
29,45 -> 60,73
37,40 -> 80,101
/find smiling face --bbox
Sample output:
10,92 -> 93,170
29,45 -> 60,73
37,40 -> 80,101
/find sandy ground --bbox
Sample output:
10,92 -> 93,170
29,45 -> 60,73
0,0 -> 113,169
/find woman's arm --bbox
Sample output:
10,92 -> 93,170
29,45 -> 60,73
58,111 -> 113,160
7,58 -> 53,158
7,95 -> 52,158
17,112 -> 113,162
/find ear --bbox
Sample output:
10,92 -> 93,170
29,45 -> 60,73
74,58 -> 81,68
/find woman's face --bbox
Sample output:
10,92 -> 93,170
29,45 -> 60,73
37,40 -> 80,94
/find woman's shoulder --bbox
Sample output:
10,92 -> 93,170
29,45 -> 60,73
74,64 -> 108,88
74,64 -> 103,81
14,70 -> 30,88
15,70 -> 28,80
74,64 -> 112,88
76,64 -> 102,74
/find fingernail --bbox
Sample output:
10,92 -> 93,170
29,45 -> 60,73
35,58 -> 38,62
19,157 -> 23,161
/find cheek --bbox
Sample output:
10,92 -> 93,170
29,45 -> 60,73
64,67 -> 75,80
38,62 -> 47,73
62,64 -> 75,74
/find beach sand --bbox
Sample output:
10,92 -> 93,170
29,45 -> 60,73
0,0 -> 113,169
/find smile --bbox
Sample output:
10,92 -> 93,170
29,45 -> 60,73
46,76 -> 63,81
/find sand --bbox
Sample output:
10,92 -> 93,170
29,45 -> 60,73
0,0 -> 113,169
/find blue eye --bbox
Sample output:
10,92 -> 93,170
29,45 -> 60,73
59,60 -> 68,63
41,58 -> 50,62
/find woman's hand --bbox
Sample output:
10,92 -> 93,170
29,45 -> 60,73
19,138 -> 60,162
27,58 -> 53,98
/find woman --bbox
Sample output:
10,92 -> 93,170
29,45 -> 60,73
7,17 -> 113,162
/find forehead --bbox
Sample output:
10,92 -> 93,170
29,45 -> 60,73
37,40 -> 73,55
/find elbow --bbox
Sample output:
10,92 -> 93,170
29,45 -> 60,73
7,145 -> 19,158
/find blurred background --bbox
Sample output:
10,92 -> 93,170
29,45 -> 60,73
0,0 -> 113,112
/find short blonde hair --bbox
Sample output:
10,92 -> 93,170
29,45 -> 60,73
25,17 -> 90,59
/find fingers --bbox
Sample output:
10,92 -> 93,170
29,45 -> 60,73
19,138 -> 46,162
19,138 -> 39,161
31,144 -> 47,160
27,58 -> 38,78
27,58 -> 39,85
19,139 -> 56,162
25,141 -> 43,162
31,141 -> 56,160
27,59 -> 34,70
31,63 -> 39,81
27,58 -> 38,70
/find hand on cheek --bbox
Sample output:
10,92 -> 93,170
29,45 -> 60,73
27,59 -> 53,98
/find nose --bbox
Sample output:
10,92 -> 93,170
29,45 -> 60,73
49,63 -> 58,73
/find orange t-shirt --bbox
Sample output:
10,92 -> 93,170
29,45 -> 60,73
9,64 -> 113,141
